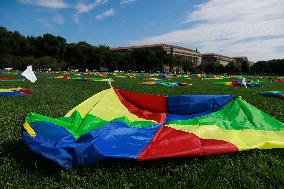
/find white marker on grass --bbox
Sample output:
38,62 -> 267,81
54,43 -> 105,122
21,65 -> 37,83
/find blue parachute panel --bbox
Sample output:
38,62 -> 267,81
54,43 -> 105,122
0,91 -> 27,96
22,121 -> 161,170
166,95 -> 236,123
78,122 -> 161,159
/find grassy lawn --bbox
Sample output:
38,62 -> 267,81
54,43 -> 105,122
0,74 -> 283,188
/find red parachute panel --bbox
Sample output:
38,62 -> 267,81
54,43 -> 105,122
138,126 -> 238,160
115,89 -> 167,123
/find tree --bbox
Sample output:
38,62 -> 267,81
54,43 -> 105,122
224,62 -> 238,74
37,56 -> 58,70
36,34 -> 67,59
251,59 -> 284,75
241,60 -> 250,73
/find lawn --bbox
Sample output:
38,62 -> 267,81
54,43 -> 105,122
0,74 -> 283,188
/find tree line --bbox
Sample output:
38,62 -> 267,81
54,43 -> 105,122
0,26 -> 173,72
0,26 -> 283,75
200,59 -> 284,75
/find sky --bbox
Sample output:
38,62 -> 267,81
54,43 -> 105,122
0,0 -> 284,61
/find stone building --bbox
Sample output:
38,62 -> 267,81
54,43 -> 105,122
233,56 -> 249,66
111,44 -> 202,72
201,53 -> 234,66
111,44 -> 251,72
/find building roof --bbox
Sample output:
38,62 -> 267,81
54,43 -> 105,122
233,56 -> 248,59
202,53 -> 233,60
111,43 -> 198,53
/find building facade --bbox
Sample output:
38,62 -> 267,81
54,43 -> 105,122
111,44 -> 202,72
233,56 -> 249,66
201,53 -> 235,66
111,44 -> 250,72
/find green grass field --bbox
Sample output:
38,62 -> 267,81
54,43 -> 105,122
0,74 -> 283,188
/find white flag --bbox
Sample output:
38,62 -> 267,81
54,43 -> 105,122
21,66 -> 37,83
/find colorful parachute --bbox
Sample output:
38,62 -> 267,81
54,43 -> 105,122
159,74 -> 171,79
0,77 -> 24,82
143,80 -> 192,87
22,88 -> 284,170
203,75 -> 231,80
213,80 -> 261,87
192,73 -> 208,78
72,77 -> 111,82
260,91 -> 284,99
48,75 -> 71,80
48,75 -> 111,82
127,73 -> 136,78
89,77 -> 112,82
144,77 -> 160,81
115,75 -> 127,78
271,79 -> 284,83
0,88 -> 32,96
55,75 -> 71,80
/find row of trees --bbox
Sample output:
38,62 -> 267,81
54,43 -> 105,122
200,59 -> 250,75
199,59 -> 284,75
0,26 -> 176,72
0,26 -> 283,74
0,26 -> 113,70
250,59 -> 284,75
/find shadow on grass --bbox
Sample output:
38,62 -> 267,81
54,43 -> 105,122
1,138 -> 284,174
0,139 -> 62,176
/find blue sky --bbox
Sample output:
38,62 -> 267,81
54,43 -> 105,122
0,0 -> 204,46
0,0 -> 284,61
